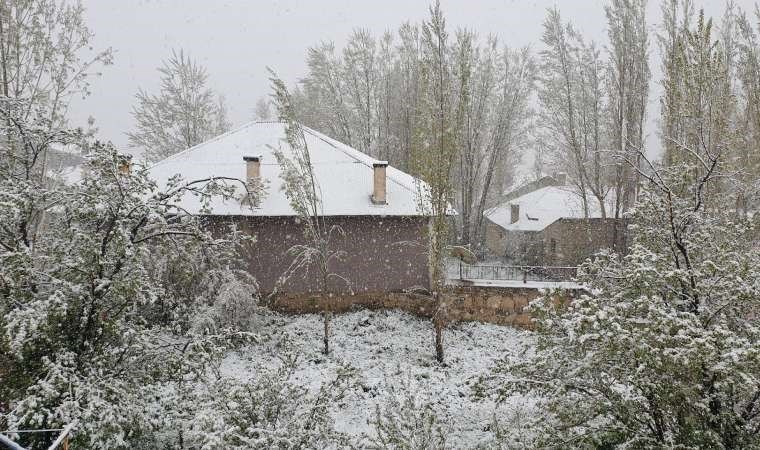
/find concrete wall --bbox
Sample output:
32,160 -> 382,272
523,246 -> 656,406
272,286 -> 576,329
205,215 -> 430,295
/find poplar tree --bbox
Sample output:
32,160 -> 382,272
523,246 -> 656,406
411,1 -> 457,364
269,72 -> 350,356
605,0 -> 650,217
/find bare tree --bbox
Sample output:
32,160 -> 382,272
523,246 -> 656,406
128,49 -> 230,162
470,46 -> 535,249
539,7 -> 609,217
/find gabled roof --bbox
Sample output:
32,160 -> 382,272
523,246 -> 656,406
147,121 -> 427,217
484,185 -> 612,231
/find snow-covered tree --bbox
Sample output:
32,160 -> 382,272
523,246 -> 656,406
659,0 -> 695,167
343,28 -> 379,157
0,0 -> 112,126
187,351 -> 356,449
128,49 -> 231,162
0,98 -> 256,448
480,151 -> 760,447
299,42 -> 353,148
368,375 -> 451,449
292,8 -> 531,251
269,71 -> 351,356
253,96 -> 273,121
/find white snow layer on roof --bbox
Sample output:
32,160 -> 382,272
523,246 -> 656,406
484,185 -> 613,231
147,121 -> 426,217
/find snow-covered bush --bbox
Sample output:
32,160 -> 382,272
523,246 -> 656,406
186,351 -> 356,449
368,375 -> 452,450
480,163 -> 760,448
0,99 -> 257,448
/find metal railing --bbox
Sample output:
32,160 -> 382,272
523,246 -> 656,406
0,422 -> 76,450
457,262 -> 578,283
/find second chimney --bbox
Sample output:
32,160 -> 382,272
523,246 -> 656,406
371,161 -> 388,205
510,203 -> 520,224
243,155 -> 261,182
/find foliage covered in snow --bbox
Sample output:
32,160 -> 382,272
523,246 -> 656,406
0,99 -> 258,448
219,310 -> 536,448
480,163 -> 760,448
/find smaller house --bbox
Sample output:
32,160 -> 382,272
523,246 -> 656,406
483,174 -> 627,267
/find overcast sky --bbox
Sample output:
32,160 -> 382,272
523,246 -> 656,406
69,0 -> 755,159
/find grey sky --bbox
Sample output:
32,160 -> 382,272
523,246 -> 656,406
69,0 -> 754,159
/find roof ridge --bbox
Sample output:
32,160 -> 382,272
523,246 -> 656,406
299,125 -> 419,195
148,120 -> 275,169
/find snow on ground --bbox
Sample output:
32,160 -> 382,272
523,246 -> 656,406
453,279 -> 585,290
221,309 -> 537,447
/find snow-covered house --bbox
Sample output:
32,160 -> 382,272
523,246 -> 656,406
148,121 -> 430,295
483,175 -> 627,266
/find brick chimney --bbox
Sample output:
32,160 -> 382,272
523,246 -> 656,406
510,203 -> 520,224
371,161 -> 388,205
243,155 -> 261,182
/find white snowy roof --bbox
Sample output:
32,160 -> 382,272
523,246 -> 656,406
484,186 -> 612,231
147,121 -> 427,217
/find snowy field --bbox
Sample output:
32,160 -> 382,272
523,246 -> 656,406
221,309 -> 538,447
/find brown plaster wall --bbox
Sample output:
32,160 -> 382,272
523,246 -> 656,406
205,215 -> 430,295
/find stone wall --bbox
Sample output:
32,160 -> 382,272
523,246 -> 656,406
271,285 -> 577,329
484,220 -> 508,257
542,218 -> 628,266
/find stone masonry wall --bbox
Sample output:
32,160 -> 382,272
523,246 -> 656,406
271,285 -> 577,329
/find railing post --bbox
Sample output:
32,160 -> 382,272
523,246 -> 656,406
48,422 -> 76,450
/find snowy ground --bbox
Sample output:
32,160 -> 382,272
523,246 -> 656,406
221,309 -> 537,447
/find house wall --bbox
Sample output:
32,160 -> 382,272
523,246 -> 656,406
541,218 -> 628,266
484,219 -> 508,256
205,215 -> 430,295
